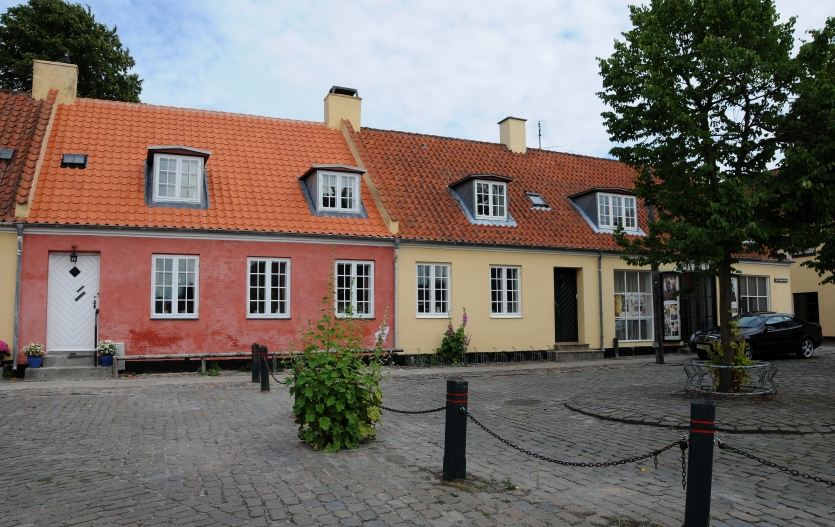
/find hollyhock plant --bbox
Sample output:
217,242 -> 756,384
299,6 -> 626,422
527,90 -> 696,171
0,340 -> 9,356
437,308 -> 471,365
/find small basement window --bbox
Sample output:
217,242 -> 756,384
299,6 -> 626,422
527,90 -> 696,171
0,149 -> 14,161
61,154 -> 88,168
525,192 -> 548,207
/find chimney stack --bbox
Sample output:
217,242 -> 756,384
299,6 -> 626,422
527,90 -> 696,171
32,58 -> 77,105
324,86 -> 362,131
499,116 -> 526,154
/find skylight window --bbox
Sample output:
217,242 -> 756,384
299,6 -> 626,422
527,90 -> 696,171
61,154 -> 88,168
526,192 -> 548,207
0,149 -> 14,161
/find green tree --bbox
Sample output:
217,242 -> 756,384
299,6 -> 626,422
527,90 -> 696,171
768,19 -> 835,285
597,0 -> 799,391
0,0 -> 142,102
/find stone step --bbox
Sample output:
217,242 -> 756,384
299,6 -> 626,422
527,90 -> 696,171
553,349 -> 604,362
43,353 -> 96,368
25,366 -> 113,382
553,342 -> 591,351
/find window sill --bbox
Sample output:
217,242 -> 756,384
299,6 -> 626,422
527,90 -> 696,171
151,315 -> 199,320
490,314 -> 522,319
416,314 -> 451,319
247,315 -> 292,320
335,314 -> 375,319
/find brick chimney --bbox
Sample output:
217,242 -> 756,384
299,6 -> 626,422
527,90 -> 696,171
32,57 -> 77,105
499,116 -> 526,154
324,86 -> 361,131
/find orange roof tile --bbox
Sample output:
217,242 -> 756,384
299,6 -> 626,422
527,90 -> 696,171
27,99 -> 391,238
0,89 -> 55,219
350,125 -> 646,251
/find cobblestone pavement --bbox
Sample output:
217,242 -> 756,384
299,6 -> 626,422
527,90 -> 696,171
0,347 -> 833,527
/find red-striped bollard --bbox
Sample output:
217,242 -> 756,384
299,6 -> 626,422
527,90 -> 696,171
684,398 -> 715,527
442,378 -> 468,481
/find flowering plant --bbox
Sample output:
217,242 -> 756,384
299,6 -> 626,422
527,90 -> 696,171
0,340 -> 10,356
22,342 -> 45,357
96,340 -> 118,355
436,308 -> 471,365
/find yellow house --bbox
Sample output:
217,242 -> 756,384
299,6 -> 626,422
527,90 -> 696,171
790,250 -> 834,337
0,80 -> 59,360
333,108 -> 792,357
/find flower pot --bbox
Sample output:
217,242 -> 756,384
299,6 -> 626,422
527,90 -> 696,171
100,355 -> 114,367
28,357 -> 43,368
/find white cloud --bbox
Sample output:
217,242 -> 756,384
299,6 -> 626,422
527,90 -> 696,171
1,0 -> 828,157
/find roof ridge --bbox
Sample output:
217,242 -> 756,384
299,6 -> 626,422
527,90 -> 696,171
74,97 -> 328,126
361,126 -> 623,164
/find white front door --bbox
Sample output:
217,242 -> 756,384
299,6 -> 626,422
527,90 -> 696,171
47,253 -> 100,352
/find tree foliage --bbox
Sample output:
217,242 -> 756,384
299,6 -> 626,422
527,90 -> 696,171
0,0 -> 142,102
597,0 -> 815,387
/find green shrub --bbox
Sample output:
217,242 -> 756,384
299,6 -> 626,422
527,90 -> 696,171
706,320 -> 755,391
286,267 -> 388,452
436,309 -> 471,364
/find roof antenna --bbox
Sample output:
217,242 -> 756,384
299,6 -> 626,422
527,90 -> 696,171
61,53 -> 70,63
532,120 -> 547,149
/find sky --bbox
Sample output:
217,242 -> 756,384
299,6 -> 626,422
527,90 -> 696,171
1,0 -> 831,158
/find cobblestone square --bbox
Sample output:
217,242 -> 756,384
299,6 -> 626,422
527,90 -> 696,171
1,346 -> 833,526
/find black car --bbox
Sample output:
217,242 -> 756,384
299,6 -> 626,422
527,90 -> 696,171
688,312 -> 823,360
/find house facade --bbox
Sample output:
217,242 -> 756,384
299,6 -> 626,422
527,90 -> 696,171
790,250 -> 834,337
346,117 -> 793,355
13,62 -> 395,365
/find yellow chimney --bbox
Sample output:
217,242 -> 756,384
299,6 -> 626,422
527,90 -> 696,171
324,86 -> 361,131
32,58 -> 77,105
499,116 -> 527,154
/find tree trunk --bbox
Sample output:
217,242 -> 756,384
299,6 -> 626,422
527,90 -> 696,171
652,265 -> 665,364
717,251 -> 734,392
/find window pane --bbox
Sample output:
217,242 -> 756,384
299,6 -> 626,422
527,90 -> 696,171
249,260 -> 266,314
321,174 -> 337,209
505,267 -> 519,313
740,277 -> 748,296
180,159 -> 200,200
157,157 -> 177,198
598,194 -> 610,227
434,265 -> 448,314
271,261 -> 288,315
615,319 -> 626,341
612,196 -> 623,227
476,182 -> 490,217
614,271 -> 625,293
417,264 -> 430,314
640,272 -> 651,293
336,263 -> 351,314
355,264 -> 371,315
490,267 -> 503,313
492,183 -> 505,218
624,197 -> 636,228
340,175 -> 355,210
757,277 -> 767,297
626,271 -> 638,293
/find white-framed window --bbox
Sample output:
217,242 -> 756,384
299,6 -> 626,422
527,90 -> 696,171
739,276 -> 769,314
152,255 -> 198,318
247,258 -> 290,318
335,261 -> 374,317
475,181 -> 507,220
319,172 -> 359,213
154,154 -> 203,203
490,265 -> 520,316
598,193 -> 637,230
417,263 -> 450,317
614,270 -> 653,341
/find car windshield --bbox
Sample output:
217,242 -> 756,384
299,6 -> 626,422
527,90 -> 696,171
736,315 -> 763,328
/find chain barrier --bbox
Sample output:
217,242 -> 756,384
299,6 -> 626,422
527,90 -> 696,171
380,405 -> 446,415
715,438 -> 834,487
464,408 -> 688,489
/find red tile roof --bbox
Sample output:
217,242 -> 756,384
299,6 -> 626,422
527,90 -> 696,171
0,89 -> 56,220
349,126 -> 646,250
26,98 -> 392,238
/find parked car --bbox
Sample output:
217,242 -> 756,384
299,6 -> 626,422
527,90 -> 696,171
688,312 -> 823,360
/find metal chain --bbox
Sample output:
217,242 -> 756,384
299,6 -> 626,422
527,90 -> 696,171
715,438 -> 834,487
465,408 -> 687,483
680,439 -> 688,490
380,405 -> 446,415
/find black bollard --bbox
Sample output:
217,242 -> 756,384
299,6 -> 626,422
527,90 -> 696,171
684,398 -> 715,527
259,345 -> 270,392
251,343 -> 260,383
442,378 -> 468,481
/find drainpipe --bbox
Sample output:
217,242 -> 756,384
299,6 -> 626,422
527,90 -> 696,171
393,239 -> 399,349
12,223 -> 23,370
598,251 -> 604,352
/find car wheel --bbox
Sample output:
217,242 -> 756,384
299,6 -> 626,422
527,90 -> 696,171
797,337 -> 815,359
744,341 -> 755,360
696,349 -> 708,360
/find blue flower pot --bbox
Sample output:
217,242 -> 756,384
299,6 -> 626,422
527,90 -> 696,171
28,357 -> 43,368
100,355 -> 114,367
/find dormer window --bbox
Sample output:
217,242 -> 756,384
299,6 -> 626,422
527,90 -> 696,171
525,192 -> 548,208
597,193 -> 637,230
474,181 -> 507,220
154,154 -> 202,203
319,172 -> 359,213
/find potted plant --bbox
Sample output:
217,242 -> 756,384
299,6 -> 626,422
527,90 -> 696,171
96,340 -> 117,367
22,342 -> 46,368
0,340 -> 10,361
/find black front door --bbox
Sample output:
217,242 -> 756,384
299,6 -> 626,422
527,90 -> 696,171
554,268 -> 578,342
